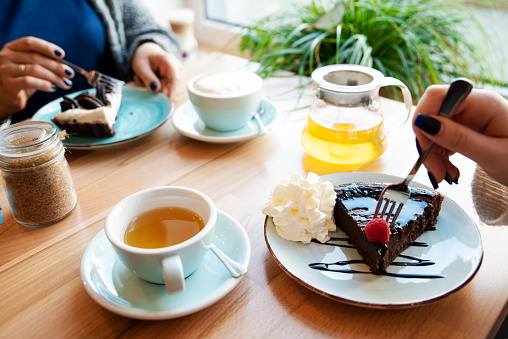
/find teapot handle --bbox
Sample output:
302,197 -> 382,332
381,77 -> 412,127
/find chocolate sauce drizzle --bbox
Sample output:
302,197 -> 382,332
309,236 -> 445,279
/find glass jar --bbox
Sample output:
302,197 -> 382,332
301,64 -> 412,165
0,121 -> 77,226
169,8 -> 198,59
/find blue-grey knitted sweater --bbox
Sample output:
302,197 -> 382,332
86,0 -> 180,81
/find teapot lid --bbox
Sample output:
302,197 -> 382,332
312,64 -> 384,93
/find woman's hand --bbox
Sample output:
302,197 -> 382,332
131,42 -> 181,98
0,37 -> 74,120
413,85 -> 508,186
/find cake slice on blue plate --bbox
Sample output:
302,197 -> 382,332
52,82 -> 122,137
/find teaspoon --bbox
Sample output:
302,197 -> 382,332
210,244 -> 247,278
253,107 -> 268,136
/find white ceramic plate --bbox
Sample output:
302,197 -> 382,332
81,210 -> 251,320
32,87 -> 172,149
172,98 -> 279,143
264,172 -> 483,308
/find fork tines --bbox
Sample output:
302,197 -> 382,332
375,197 -> 404,227
96,74 -> 124,94
373,186 -> 410,227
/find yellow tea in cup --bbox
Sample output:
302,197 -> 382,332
123,206 -> 204,249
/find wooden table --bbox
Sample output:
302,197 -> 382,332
1,52 -> 507,338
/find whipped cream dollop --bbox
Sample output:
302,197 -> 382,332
262,172 -> 336,243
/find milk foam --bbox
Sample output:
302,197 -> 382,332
192,70 -> 262,97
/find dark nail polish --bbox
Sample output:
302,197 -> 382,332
65,69 -> 74,76
51,84 -> 57,91
150,82 -> 158,92
444,173 -> 453,185
453,177 -> 459,184
64,79 -> 73,87
428,171 -> 439,189
54,49 -> 63,57
414,114 -> 441,136
415,137 -> 422,155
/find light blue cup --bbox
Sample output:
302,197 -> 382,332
105,186 -> 217,294
187,70 -> 263,132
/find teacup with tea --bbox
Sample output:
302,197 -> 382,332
187,70 -> 263,132
105,186 -> 217,294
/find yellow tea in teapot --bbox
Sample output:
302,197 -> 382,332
302,64 -> 412,165
301,105 -> 387,165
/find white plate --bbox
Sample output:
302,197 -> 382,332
81,210 -> 251,320
32,87 -> 172,150
264,172 -> 483,309
172,98 -> 279,143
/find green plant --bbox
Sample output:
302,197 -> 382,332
239,0 -> 498,99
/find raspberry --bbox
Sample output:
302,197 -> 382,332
364,218 -> 390,244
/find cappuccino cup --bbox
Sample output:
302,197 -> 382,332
105,186 -> 217,294
187,70 -> 263,132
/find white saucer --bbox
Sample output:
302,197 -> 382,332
172,98 -> 279,143
80,211 -> 251,320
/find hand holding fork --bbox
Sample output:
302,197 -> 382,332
374,78 -> 473,226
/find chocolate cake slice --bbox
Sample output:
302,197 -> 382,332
52,82 -> 122,138
334,183 -> 444,274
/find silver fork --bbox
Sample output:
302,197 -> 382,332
59,59 -> 124,93
373,78 -> 473,226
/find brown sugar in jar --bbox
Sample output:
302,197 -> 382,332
0,121 -> 77,226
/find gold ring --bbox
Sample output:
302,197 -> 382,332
18,64 -> 25,76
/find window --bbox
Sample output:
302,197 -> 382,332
203,0 -> 284,26
187,0 -> 307,49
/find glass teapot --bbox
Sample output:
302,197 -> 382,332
301,64 -> 412,165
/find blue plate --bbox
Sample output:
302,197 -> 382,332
172,98 -> 279,143
32,87 -> 172,149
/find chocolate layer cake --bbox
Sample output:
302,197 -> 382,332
334,183 -> 443,274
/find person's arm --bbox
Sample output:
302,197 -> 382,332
413,85 -> 508,186
119,0 -> 181,97
0,37 -> 74,120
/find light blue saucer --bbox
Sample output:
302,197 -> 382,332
32,87 -> 172,149
80,211 -> 250,320
172,98 -> 279,143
